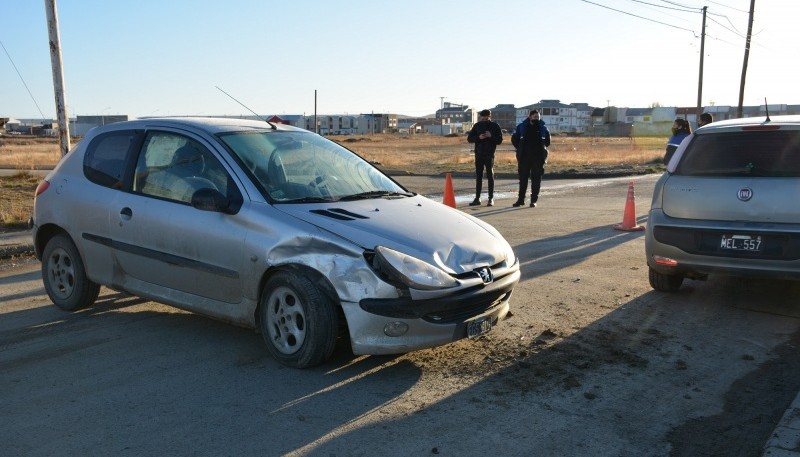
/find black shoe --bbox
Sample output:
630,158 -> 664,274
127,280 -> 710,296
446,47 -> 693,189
469,198 -> 481,206
530,202 -> 537,208
487,198 -> 494,207
512,200 -> 524,207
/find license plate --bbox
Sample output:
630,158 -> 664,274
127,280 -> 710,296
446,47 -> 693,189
720,234 -> 763,252
467,316 -> 492,338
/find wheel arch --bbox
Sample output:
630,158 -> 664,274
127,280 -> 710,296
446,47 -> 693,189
254,264 -> 343,331
33,223 -> 70,260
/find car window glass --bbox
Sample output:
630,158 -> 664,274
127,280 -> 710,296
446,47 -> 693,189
677,130 -> 800,177
83,130 -> 138,189
219,131 -> 404,202
133,132 -> 233,204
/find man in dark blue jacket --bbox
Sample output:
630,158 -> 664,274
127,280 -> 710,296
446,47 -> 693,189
511,109 -> 551,207
467,109 -> 504,206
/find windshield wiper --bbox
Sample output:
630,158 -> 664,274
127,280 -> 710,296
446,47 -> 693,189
280,196 -> 337,204
338,191 -> 414,201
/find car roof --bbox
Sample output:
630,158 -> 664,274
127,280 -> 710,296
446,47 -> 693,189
86,117 -> 307,138
696,115 -> 800,133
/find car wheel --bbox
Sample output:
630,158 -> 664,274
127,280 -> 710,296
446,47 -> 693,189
648,266 -> 684,292
259,271 -> 338,368
41,233 -> 101,311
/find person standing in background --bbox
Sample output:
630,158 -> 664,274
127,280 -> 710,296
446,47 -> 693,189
664,118 -> 692,165
511,109 -> 550,208
697,112 -> 713,128
467,109 -> 503,206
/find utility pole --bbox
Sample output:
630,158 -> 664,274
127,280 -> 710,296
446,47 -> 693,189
696,6 -> 707,118
738,0 -> 756,118
44,0 -> 70,156
314,89 -> 318,134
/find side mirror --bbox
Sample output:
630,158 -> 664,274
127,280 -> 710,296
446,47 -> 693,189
191,188 -> 238,214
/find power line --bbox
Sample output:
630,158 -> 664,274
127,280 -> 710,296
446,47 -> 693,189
706,0 -> 750,14
579,0 -> 697,34
655,0 -> 697,9
630,0 -> 697,13
706,15 -> 746,39
0,40 -> 47,121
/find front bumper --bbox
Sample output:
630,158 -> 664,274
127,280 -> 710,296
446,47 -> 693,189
343,267 -> 520,355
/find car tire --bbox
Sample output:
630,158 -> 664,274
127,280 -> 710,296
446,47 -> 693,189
41,233 -> 101,311
648,266 -> 684,292
259,271 -> 338,368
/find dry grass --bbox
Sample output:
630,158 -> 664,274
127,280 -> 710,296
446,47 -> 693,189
0,133 -> 667,174
333,134 -> 666,175
0,133 -> 667,230
0,171 -> 39,230
0,135 -> 68,170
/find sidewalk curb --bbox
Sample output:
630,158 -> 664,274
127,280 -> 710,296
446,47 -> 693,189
763,390 -> 800,456
0,229 -> 34,259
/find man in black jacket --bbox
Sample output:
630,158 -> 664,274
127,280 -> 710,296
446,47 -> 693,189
467,109 -> 503,206
511,109 -> 551,207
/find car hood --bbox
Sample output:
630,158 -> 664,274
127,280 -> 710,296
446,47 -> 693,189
276,196 -> 509,274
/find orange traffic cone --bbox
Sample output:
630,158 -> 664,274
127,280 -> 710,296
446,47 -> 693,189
613,180 -> 645,231
443,173 -> 456,208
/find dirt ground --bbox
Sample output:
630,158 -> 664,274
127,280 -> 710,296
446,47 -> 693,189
4,174 -> 799,456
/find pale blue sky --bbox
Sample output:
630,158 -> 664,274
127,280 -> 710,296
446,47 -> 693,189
1,0 -> 797,119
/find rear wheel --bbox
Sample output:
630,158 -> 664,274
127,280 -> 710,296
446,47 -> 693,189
41,233 -> 101,310
259,271 -> 338,368
648,266 -> 684,292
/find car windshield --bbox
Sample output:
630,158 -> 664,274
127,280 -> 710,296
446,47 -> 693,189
676,130 -> 800,177
218,130 -> 411,203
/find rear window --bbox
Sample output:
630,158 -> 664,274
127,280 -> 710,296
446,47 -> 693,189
84,130 -> 139,188
676,130 -> 800,177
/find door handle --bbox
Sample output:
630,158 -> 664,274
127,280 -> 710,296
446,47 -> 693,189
119,207 -> 133,221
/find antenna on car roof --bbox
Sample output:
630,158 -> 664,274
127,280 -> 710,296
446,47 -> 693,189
764,97 -> 771,122
215,86 -> 276,129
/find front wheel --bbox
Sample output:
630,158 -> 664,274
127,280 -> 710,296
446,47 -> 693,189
648,266 -> 684,292
259,271 -> 338,368
41,233 -> 101,311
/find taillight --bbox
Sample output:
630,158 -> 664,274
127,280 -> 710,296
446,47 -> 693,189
653,255 -> 678,267
34,180 -> 50,197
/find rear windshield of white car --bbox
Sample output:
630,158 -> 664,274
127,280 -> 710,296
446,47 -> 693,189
676,130 -> 800,177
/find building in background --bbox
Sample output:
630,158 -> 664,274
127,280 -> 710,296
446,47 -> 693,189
436,102 -> 476,124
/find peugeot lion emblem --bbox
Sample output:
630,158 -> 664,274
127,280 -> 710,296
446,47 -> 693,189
476,267 -> 494,284
737,187 -> 753,202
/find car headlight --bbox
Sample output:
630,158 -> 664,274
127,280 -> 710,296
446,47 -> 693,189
503,241 -> 516,267
374,246 -> 459,290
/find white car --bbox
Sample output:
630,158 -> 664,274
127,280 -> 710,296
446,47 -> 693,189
32,117 -> 520,368
646,115 -> 800,291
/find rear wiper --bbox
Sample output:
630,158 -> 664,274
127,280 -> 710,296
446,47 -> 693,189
686,167 -> 753,176
338,191 -> 414,201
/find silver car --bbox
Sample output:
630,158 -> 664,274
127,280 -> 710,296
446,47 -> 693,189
32,117 -> 519,368
645,115 -> 800,292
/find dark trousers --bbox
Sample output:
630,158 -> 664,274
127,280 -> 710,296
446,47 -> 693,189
517,153 -> 545,202
475,153 -> 495,198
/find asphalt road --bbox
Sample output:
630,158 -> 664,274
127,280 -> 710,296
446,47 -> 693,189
3,174 -> 800,456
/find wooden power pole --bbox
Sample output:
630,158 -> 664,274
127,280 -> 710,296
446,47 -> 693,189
737,0 -> 756,118
44,0 -> 71,156
696,6 -> 707,117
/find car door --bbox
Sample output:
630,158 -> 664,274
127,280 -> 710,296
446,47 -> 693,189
109,130 -> 247,304
75,128 -> 143,286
